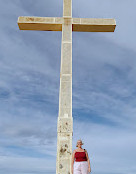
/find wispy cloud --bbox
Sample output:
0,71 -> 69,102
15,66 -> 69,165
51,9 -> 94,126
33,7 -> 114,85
0,0 -> 136,173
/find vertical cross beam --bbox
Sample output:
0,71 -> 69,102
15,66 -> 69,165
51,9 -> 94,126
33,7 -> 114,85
56,0 -> 73,174
63,0 -> 72,18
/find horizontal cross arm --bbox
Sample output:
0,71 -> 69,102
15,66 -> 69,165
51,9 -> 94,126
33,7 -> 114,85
18,17 -> 116,32
72,18 -> 116,32
18,16 -> 63,31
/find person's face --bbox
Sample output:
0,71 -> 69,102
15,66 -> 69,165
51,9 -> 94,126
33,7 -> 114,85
77,141 -> 82,147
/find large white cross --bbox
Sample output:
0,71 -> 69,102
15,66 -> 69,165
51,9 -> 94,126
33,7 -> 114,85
18,0 -> 116,174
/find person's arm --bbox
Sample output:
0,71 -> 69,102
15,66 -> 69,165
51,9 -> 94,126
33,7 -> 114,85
85,150 -> 91,173
71,150 -> 76,174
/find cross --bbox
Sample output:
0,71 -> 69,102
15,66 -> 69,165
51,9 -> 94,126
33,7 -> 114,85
18,0 -> 116,173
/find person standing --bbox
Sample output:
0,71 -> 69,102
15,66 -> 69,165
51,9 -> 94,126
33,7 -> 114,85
71,139 -> 91,174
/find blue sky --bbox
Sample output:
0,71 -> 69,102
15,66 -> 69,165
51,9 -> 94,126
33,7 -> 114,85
0,0 -> 136,173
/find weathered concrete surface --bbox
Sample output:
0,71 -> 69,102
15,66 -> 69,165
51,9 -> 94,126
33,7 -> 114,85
72,18 -> 116,32
18,17 -> 116,32
56,1 -> 73,173
18,17 -> 62,31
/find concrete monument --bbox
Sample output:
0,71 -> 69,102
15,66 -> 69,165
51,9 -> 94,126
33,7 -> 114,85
17,0 -> 116,174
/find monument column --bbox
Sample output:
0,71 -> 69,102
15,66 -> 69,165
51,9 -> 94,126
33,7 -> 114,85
56,0 -> 73,174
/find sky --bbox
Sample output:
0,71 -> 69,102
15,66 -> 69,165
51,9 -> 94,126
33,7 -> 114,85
0,0 -> 136,173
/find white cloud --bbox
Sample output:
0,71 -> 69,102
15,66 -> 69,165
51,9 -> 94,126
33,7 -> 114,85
0,0 -> 136,174
0,156 -> 56,174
